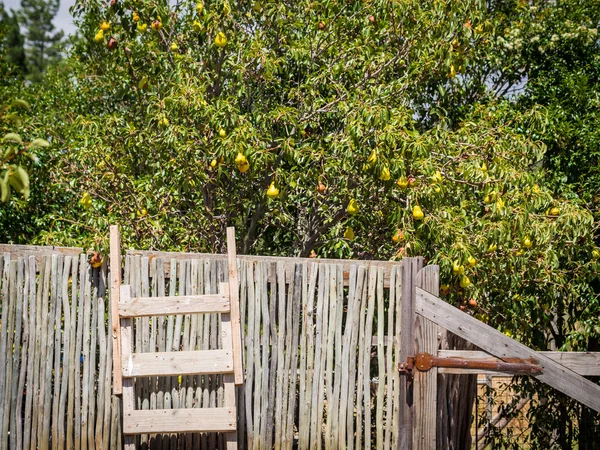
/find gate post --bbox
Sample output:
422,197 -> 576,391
398,257 -> 423,450
413,266 -> 440,450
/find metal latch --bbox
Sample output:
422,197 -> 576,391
399,352 -> 543,375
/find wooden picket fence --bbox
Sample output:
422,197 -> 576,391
0,245 -> 404,449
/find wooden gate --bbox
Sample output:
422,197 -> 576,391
397,258 -> 600,450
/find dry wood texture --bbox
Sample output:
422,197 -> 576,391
1,244 -> 407,449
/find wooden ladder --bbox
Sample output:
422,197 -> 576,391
110,227 -> 244,449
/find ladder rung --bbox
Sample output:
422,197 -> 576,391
123,350 -> 233,377
119,294 -> 230,317
123,407 -> 236,434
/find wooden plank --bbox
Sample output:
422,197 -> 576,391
244,261 -> 255,449
0,254 -> 10,450
220,282 -> 238,450
80,260 -> 92,450
13,257 -> 26,450
398,257 -> 423,450
123,350 -> 234,377
274,263 -> 286,450
41,256 -> 57,450
362,266 -> 377,450
74,254 -> 86,450
413,266 -> 440,450
126,248 -> 402,287
123,408 -> 237,434
0,243 -> 82,261
94,264 -> 107,450
251,262 -> 263,450
384,266 -> 397,450
58,256 -> 72,450
415,287 -> 600,413
436,350 -> 600,376
259,263 -> 270,447
120,285 -> 136,450
2,260 -> 17,449
227,227 -> 244,386
23,256 -> 38,450
51,255 -> 64,450
119,294 -> 230,317
110,225 -> 123,395
66,256 -> 79,450
354,264 -> 368,450
87,263 -> 98,450
285,264 -> 302,450
347,266 -> 366,450
339,266 -> 357,450
376,267 -> 386,450
392,266 -> 402,450
324,264 -> 337,450
329,265 -> 344,450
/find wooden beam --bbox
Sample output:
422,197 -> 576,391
413,266 -> 439,450
109,225 -> 122,395
119,285 -> 135,449
0,244 -> 82,263
415,287 -> 600,413
118,294 -> 230,317
123,350 -> 234,377
437,350 -> 600,376
125,248 -> 401,287
227,227 -> 244,386
123,408 -> 237,434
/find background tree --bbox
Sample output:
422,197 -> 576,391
0,3 -> 27,74
19,0 -> 64,82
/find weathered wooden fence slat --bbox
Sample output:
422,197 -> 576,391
0,246 -> 405,449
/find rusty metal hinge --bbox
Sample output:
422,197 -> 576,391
398,352 -> 543,375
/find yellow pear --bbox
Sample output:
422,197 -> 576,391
137,23 -> 148,32
133,12 -> 140,22
367,150 -> 377,166
379,166 -> 391,181
237,161 -> 250,173
452,261 -> 464,276
413,205 -> 424,220
100,21 -> 110,31
234,153 -> 247,165
94,29 -> 104,42
347,199 -> 359,215
196,1 -> 204,14
467,256 -> 476,267
522,237 -> 532,249
210,159 -> 217,168
450,64 -> 456,77
397,177 -> 408,189
151,18 -> 162,31
215,31 -> 227,47
218,128 -> 227,138
80,192 -> 92,208
267,182 -> 279,199
432,170 -> 443,183
344,227 -> 355,240
170,42 -> 179,51
459,275 -> 471,288
193,20 -> 202,32
549,207 -> 560,216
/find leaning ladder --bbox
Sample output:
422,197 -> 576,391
110,226 -> 244,449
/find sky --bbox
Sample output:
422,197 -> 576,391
2,0 -> 78,35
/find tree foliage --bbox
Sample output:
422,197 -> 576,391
0,0 -> 599,446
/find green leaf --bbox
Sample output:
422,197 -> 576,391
29,138 -> 50,148
3,133 -> 23,144
10,99 -> 30,110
